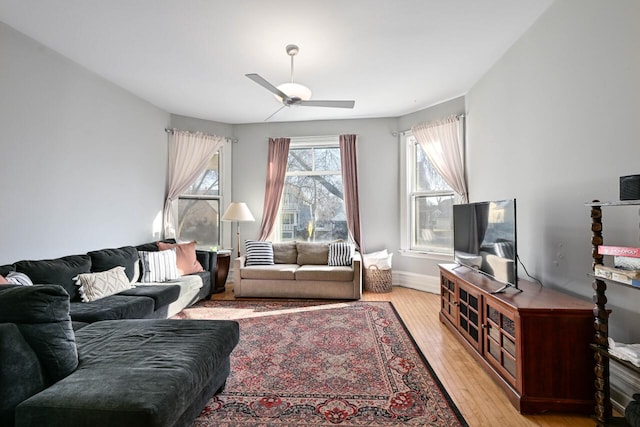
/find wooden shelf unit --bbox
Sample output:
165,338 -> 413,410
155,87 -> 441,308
439,264 -> 595,414
587,199 -> 640,427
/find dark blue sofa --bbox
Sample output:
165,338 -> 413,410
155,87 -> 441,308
0,284 -> 239,427
0,240 -> 218,325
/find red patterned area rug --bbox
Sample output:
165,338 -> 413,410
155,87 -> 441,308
173,300 -> 468,426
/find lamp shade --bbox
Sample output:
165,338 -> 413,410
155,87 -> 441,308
274,82 -> 312,102
221,202 -> 255,222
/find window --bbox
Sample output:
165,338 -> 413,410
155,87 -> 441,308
404,134 -> 455,255
177,152 -> 222,249
274,137 -> 348,242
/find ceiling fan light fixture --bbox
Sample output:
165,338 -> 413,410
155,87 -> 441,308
274,82 -> 312,102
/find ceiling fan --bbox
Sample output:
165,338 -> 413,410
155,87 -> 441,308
246,44 -> 355,120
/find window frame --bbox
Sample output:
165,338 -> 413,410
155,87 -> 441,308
176,141 -> 232,250
401,132 -> 457,258
272,135 -> 347,243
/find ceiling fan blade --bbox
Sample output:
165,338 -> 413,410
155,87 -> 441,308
245,73 -> 289,101
298,99 -> 355,109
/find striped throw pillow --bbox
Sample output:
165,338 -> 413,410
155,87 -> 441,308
245,240 -> 274,266
329,242 -> 353,266
138,249 -> 180,282
6,271 -> 34,286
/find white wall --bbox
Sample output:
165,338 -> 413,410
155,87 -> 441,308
466,0 -> 640,342
0,22 -> 170,264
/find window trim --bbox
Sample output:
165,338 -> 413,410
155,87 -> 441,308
273,135 -> 347,243
401,132 -> 457,258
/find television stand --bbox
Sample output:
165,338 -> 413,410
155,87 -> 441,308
439,263 -> 594,414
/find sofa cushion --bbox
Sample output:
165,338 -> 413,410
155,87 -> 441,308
118,284 -> 181,310
14,255 -> 92,302
241,264 -> 298,280
296,242 -> 330,265
157,241 -> 204,275
17,319 -> 240,427
69,295 -> 155,323
295,265 -> 354,282
0,284 -> 78,384
0,264 -> 14,277
138,249 -> 180,282
0,323 -> 46,426
273,242 -> 298,264
88,246 -> 139,282
245,240 -> 275,266
74,266 -> 134,302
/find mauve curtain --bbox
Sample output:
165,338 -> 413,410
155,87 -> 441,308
339,134 -> 364,252
257,137 -> 291,240
163,129 -> 225,238
411,115 -> 468,203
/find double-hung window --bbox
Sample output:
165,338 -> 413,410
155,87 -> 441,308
403,133 -> 455,255
274,136 -> 348,242
177,151 -> 224,249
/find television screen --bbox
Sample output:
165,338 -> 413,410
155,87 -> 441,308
453,199 -> 518,289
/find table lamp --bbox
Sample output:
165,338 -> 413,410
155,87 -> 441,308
221,202 -> 255,257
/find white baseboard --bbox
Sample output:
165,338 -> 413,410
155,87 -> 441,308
392,270 -> 440,295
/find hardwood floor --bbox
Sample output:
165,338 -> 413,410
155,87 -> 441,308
212,285 -> 595,427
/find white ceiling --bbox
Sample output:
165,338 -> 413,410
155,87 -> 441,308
0,0 -> 554,124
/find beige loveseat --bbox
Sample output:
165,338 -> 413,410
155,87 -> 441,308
233,241 -> 362,299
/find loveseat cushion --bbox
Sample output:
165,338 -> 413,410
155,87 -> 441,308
14,255 -> 91,302
295,265 -> 354,281
240,264 -> 298,280
296,242 -> 329,265
69,295 -> 155,323
0,285 -> 78,384
118,285 -> 181,309
273,242 -> 297,264
0,323 -> 46,426
88,246 -> 139,282
16,319 -> 240,427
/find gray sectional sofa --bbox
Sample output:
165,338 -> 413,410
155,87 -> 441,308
233,241 -> 362,299
0,284 -> 239,427
0,239 -> 217,326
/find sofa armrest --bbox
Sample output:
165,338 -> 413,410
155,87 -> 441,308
232,256 -> 245,293
196,250 -> 218,295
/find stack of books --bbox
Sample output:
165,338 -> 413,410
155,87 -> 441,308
595,246 -> 640,287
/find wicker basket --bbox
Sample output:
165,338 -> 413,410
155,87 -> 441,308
363,266 -> 392,293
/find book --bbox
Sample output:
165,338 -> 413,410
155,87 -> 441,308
594,265 -> 640,284
598,246 -> 640,258
615,256 -> 640,270
632,279 -> 640,288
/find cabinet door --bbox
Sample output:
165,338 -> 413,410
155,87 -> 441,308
457,281 -> 482,352
440,273 -> 457,325
484,300 -> 518,388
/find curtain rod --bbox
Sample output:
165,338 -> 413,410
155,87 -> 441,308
391,113 -> 465,137
164,128 -> 238,143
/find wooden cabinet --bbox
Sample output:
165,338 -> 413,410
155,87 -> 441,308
586,200 -> 640,426
439,264 -> 595,414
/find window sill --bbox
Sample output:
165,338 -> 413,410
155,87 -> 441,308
399,249 -> 453,262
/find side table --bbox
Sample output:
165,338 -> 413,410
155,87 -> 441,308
213,250 -> 231,294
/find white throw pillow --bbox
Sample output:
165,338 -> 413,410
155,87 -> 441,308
74,266 -> 133,302
6,271 -> 34,286
138,249 -> 180,282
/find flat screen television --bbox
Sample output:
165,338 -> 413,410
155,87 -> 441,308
453,199 -> 519,293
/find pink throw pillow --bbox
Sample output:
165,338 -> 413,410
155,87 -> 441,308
0,275 -> 9,285
157,241 -> 204,276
